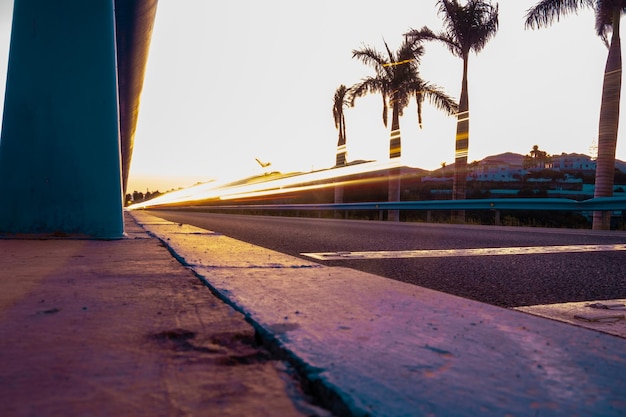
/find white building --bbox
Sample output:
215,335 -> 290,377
468,153 -> 525,182
551,153 -> 596,173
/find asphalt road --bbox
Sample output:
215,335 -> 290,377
147,210 -> 626,308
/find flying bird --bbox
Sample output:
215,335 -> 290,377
255,158 -> 271,168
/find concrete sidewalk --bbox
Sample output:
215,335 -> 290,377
0,212 -> 328,417
2,210 -> 626,416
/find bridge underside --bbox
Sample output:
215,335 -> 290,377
115,0 -> 158,197
0,0 -> 157,238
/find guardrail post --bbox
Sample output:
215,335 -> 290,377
0,0 -> 123,238
494,209 -> 501,226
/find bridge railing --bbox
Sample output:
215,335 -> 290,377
164,196 -> 626,226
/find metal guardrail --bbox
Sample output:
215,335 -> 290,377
196,196 -> 626,212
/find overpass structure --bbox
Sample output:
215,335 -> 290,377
0,0 -> 158,238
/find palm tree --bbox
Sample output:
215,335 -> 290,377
523,145 -> 551,170
351,38 -> 458,221
526,0 -> 625,230
405,0 -> 499,223
332,84 -> 350,210
333,84 -> 350,167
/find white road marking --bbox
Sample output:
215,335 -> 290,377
301,244 -> 626,261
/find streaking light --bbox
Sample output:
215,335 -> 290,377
127,160 -> 403,209
382,59 -> 414,67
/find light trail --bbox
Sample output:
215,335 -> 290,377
382,58 -> 414,67
127,160 -> 403,209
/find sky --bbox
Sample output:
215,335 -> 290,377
0,1 -> 623,193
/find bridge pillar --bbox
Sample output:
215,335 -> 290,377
0,0 -> 124,238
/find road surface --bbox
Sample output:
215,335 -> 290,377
146,210 -> 626,308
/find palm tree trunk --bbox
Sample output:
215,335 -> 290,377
593,10 -> 622,230
388,103 -> 401,222
453,56 -> 470,223
334,117 -> 346,213
336,117 -> 347,166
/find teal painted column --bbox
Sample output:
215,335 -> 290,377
0,0 -> 124,238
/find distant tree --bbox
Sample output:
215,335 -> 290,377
333,84 -> 350,166
526,0 -> 626,230
132,191 -> 144,202
351,38 -> 458,221
406,0 -> 499,223
523,145 -> 552,170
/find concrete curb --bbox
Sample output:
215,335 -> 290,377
132,210 -> 626,417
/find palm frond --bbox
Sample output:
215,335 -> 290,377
416,92 -> 424,128
332,84 -> 349,129
417,82 -> 459,116
525,0 -> 594,30
595,2 -> 626,44
383,39 -> 395,62
438,0 -> 462,38
419,1 -> 499,58
350,77 -> 383,103
382,94 -> 388,127
405,26 -> 461,57
352,45 -> 388,75
468,2 -> 499,53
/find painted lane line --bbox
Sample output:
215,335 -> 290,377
301,244 -> 626,261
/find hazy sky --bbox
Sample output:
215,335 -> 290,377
1,1 -> 623,192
